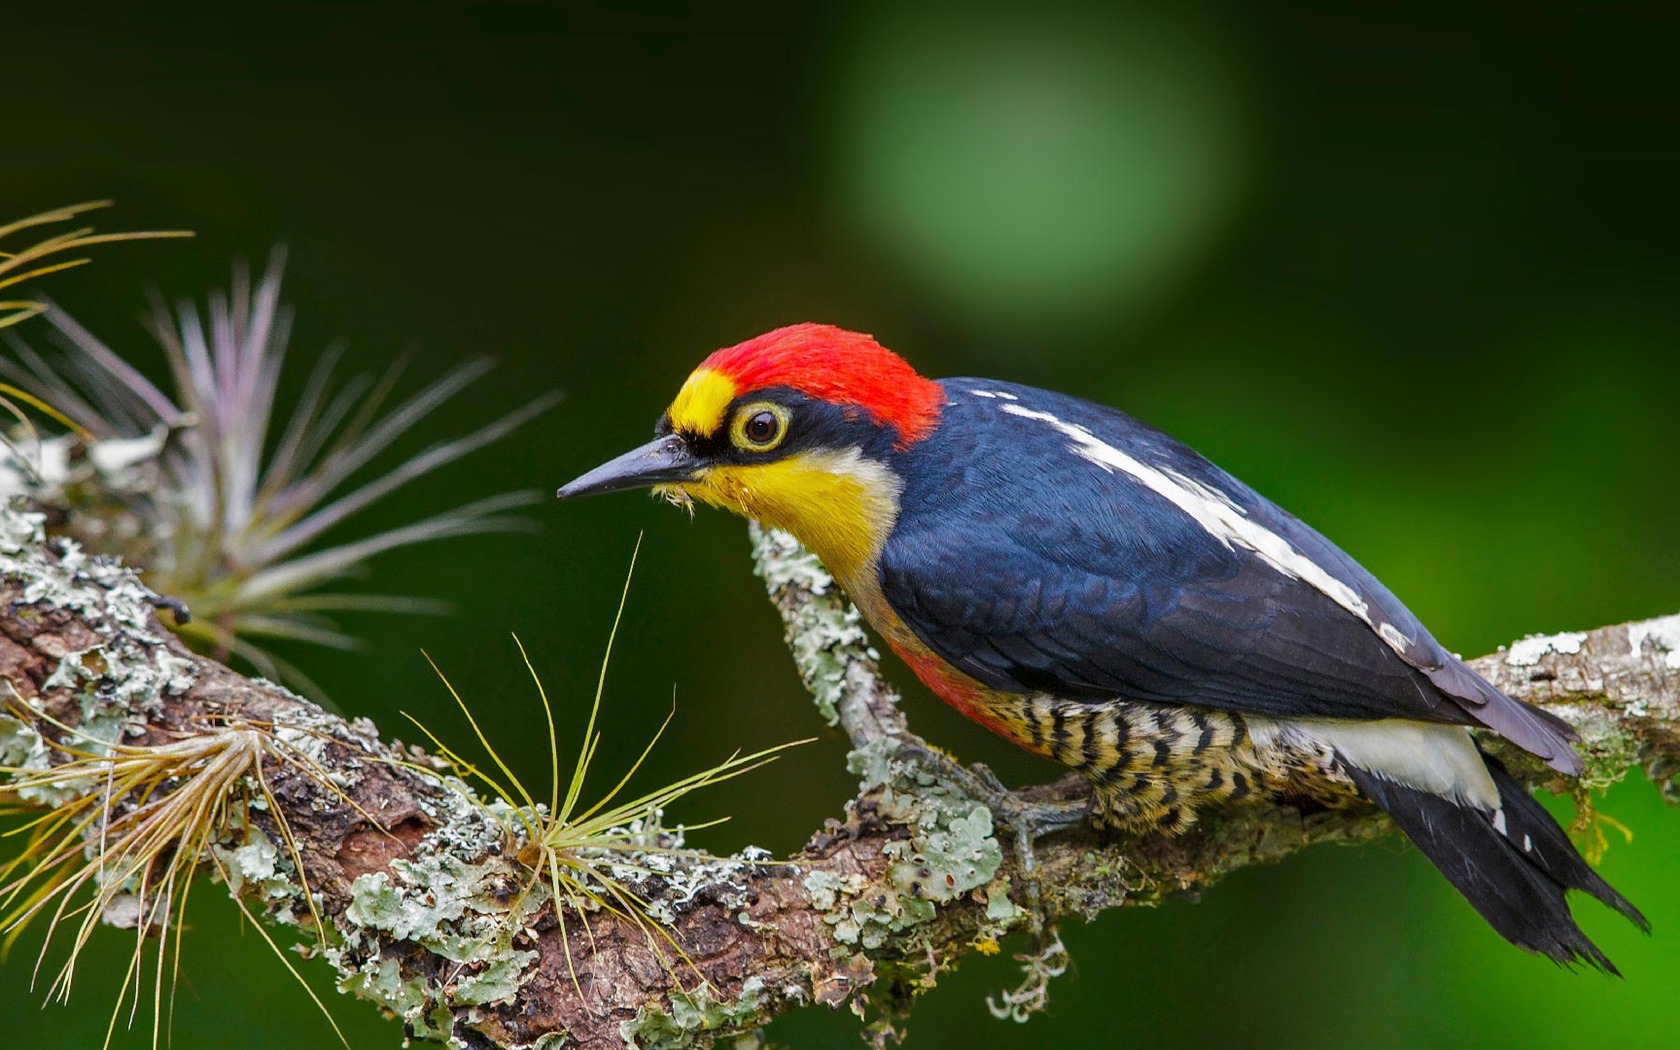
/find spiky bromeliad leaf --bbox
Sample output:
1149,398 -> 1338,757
407,540 -> 810,998
0,249 -> 558,687
0,694 -> 373,1050
0,201 -> 191,331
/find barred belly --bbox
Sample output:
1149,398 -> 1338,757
997,693 -> 1357,834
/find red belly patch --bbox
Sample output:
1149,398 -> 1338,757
884,636 -> 1051,758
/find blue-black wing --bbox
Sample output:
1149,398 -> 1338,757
880,379 -> 1578,772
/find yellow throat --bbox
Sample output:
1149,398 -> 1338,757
664,447 -> 902,584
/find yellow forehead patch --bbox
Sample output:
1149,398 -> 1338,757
666,367 -> 739,436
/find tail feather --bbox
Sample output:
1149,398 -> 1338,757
1344,757 -> 1644,973
1424,659 -> 1583,776
1481,759 -> 1647,930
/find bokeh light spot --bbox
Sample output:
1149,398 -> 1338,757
832,2 -> 1254,333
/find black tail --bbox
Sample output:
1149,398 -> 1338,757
1345,756 -> 1647,973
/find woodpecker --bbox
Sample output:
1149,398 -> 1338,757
558,323 -> 1644,969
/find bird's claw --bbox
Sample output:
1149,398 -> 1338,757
890,742 -> 1086,844
892,742 -> 1005,802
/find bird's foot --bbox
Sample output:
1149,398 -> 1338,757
890,742 -> 1087,842
891,742 -> 1087,936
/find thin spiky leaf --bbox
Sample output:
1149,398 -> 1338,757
415,558 -> 808,996
2,255 -> 555,685
233,491 -> 540,607
255,390 -> 560,562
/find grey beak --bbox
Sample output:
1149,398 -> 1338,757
556,434 -> 700,499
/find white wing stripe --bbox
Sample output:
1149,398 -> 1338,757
1000,402 -> 1412,654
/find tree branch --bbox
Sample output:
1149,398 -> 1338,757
0,508 -> 1674,1049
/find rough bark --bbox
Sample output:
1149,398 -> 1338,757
0,509 -> 1674,1049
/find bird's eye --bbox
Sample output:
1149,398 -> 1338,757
730,402 -> 790,452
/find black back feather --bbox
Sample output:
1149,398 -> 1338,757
885,378 -> 1583,773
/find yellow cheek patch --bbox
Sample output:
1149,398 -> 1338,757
678,450 -> 902,583
666,367 -> 738,436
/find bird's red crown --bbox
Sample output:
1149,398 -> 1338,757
700,323 -> 945,447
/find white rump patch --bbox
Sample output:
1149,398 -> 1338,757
1000,403 -> 1413,654
1293,718 -> 1499,810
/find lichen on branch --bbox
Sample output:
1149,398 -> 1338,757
0,508 -> 1676,1049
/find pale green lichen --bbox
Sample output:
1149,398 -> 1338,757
1570,710 -> 1644,793
208,818 -> 320,930
347,954 -> 431,1025
749,525 -> 878,727
876,756 -> 1006,904
800,870 -> 846,912
0,712 -> 37,765
0,712 -> 78,806
453,950 -> 541,1010
0,504 -> 198,809
984,882 -> 1023,924
804,767 -> 1009,951
754,525 -> 1019,956
335,841 -> 540,1041
331,801 -> 778,1047
214,828 -> 282,896
849,781 -> 1007,946
317,763 -> 542,1043
595,816 -> 776,926
0,504 -> 197,728
1503,629 -> 1588,667
882,801 -> 1000,907
1628,616 -> 1680,671
619,977 -> 768,1050
346,851 -> 535,978
845,736 -> 897,791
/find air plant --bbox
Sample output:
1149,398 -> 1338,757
0,201 -> 190,331
410,543 -> 808,996
0,693 -> 372,1049
0,249 -> 557,690
0,200 -> 188,498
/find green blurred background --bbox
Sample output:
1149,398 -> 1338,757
5,1 -> 1679,1047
